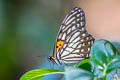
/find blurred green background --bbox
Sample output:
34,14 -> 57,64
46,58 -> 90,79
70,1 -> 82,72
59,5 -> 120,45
0,0 -> 75,80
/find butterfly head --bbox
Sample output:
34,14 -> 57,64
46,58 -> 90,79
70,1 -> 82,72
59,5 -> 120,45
48,56 -> 61,65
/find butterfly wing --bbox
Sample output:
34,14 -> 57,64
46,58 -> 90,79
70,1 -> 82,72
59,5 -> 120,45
53,7 -> 95,64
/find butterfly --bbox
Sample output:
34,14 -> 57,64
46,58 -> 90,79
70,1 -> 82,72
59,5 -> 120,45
48,7 -> 95,65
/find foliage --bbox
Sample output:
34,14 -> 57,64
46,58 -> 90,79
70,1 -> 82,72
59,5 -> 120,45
20,69 -> 64,80
20,39 -> 120,80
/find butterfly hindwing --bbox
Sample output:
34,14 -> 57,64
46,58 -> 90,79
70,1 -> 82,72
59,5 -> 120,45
53,7 -> 95,64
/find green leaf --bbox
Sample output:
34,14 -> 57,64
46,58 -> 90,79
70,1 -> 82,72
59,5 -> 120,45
75,59 -> 91,66
20,69 -> 64,80
65,67 -> 97,80
107,56 -> 120,73
74,59 -> 92,72
90,39 -> 119,72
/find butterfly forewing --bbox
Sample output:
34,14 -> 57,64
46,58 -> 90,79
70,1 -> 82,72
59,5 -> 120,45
52,7 -> 95,64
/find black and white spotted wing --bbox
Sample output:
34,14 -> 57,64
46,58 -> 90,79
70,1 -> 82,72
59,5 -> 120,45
48,7 -> 95,65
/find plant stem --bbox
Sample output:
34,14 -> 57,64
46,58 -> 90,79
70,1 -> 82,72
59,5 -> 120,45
103,67 -> 107,80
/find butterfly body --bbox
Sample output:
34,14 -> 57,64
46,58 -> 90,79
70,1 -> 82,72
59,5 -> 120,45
49,7 -> 95,65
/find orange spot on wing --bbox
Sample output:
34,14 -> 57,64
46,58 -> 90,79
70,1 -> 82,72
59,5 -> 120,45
56,40 -> 64,51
